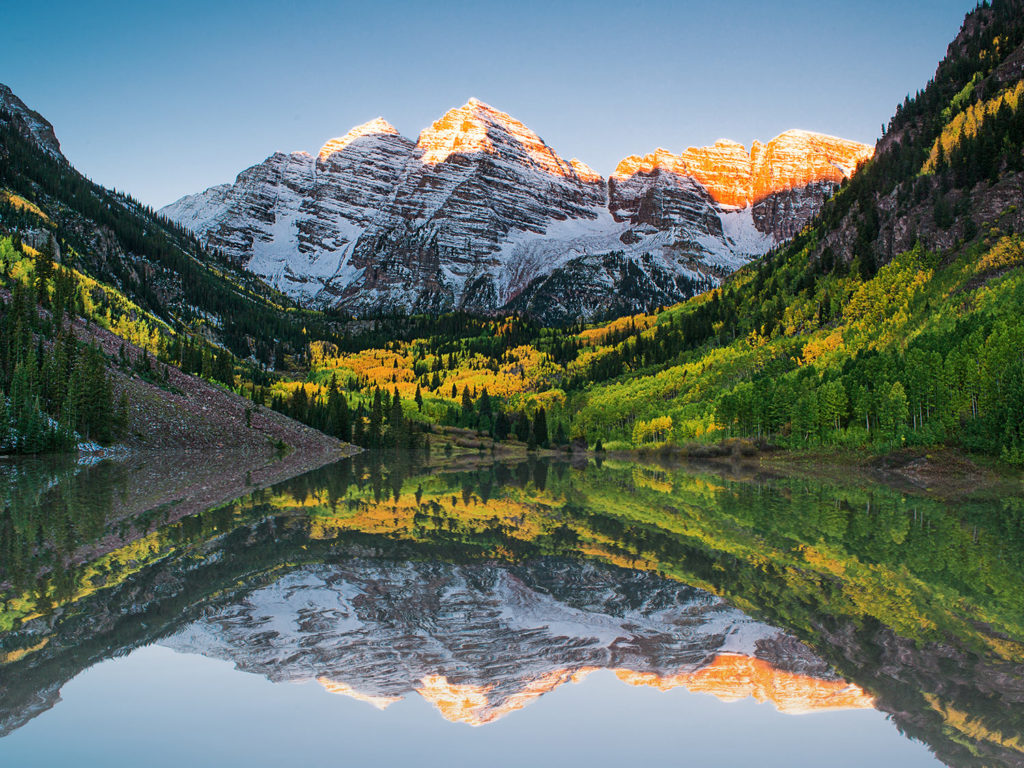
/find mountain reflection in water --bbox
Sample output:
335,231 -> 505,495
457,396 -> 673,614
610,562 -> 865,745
0,452 -> 1021,767
163,560 -> 872,726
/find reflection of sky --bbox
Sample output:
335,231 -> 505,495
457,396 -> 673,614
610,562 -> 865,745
0,646 -> 941,767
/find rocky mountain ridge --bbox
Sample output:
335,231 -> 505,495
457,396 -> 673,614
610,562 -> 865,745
0,84 -> 64,160
162,99 -> 872,321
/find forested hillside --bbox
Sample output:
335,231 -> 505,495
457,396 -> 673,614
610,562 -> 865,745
0,87 -> 357,452
0,109 -> 340,367
565,0 -> 1024,462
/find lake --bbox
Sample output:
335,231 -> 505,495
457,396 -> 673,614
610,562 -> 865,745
0,451 -> 1021,767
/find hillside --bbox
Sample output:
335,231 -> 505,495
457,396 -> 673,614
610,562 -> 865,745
0,85 -> 369,456
0,89 -> 339,368
0,233 -> 349,460
565,0 -> 1024,462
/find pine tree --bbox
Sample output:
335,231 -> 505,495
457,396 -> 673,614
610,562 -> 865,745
388,389 -> 406,448
460,386 -> 474,427
0,393 -> 8,451
369,388 -> 383,448
532,408 -> 549,449
34,235 -> 55,303
494,410 -> 510,442
515,413 -> 530,443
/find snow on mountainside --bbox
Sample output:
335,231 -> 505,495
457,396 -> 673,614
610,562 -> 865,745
161,99 -> 873,320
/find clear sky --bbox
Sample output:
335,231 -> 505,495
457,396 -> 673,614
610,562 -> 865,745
3,0 -> 975,208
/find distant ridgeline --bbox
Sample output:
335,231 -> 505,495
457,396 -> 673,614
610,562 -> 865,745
3,0 -> 1024,462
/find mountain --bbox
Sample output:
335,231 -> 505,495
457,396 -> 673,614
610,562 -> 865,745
162,100 -> 871,321
0,83 -> 363,455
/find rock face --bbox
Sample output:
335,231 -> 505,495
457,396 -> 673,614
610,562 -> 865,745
161,101 -> 872,320
610,131 -> 872,242
0,83 -> 64,160
164,559 -> 871,725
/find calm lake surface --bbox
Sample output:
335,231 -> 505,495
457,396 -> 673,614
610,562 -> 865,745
0,452 -> 1021,767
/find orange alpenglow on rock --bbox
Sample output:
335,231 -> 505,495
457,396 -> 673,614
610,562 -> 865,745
569,158 -> 603,184
613,130 -> 874,208
615,653 -> 875,715
317,117 -> 401,161
416,97 -> 581,180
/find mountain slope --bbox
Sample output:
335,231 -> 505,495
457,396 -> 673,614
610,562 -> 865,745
0,87 -> 337,366
0,85 -> 361,454
162,100 -> 870,321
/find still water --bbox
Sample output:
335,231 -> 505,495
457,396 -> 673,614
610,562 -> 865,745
0,452 -> 1021,767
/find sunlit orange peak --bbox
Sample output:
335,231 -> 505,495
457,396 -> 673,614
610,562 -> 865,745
612,131 -> 873,208
416,675 -> 495,725
317,677 -> 403,710
570,158 -> 603,184
318,117 -> 400,161
416,98 -> 574,178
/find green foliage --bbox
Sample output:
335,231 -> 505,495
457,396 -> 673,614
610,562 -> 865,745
0,250 -> 121,452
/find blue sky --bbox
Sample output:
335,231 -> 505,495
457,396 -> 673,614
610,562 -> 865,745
3,0 -> 974,208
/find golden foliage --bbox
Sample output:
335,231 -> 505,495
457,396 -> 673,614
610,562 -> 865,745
0,189 -> 50,222
923,81 -> 1024,173
976,235 -> 1024,274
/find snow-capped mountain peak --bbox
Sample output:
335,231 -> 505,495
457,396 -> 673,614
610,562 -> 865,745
317,117 -> 400,161
160,99 -> 873,322
416,97 -> 578,181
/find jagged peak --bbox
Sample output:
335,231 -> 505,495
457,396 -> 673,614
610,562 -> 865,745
318,678 -> 402,710
316,654 -> 873,725
416,98 -> 575,178
318,117 -> 401,161
711,138 -> 748,151
569,158 -> 603,184
757,130 -> 873,164
0,82 -> 64,159
754,129 -> 874,180
612,130 -> 873,205
771,127 -> 857,144
417,98 -> 518,164
610,148 -> 680,179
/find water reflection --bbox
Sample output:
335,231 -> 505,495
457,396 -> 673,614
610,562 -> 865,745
0,452 -> 1022,767
164,559 -> 872,725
